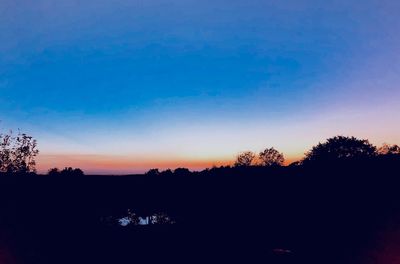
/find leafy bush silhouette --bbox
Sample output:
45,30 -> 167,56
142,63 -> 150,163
259,147 -> 284,166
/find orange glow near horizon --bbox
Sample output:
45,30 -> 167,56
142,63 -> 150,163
36,154 -> 233,174
36,153 -> 302,175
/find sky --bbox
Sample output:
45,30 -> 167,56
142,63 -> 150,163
0,0 -> 399,174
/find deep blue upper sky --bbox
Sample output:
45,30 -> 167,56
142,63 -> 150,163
1,0 -> 399,173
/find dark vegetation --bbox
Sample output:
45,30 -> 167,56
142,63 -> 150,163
0,132 -> 400,264
0,131 -> 38,175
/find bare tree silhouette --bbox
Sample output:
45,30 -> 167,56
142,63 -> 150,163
259,147 -> 284,166
234,151 -> 256,167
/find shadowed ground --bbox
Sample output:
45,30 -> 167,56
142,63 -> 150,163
0,157 -> 399,263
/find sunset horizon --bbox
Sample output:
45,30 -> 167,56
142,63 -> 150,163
1,0 -> 399,174
35,134 -> 397,174
1,1 -> 400,263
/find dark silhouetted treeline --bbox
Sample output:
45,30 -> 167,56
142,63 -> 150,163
0,135 -> 400,264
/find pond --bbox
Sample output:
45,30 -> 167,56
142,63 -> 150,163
101,210 -> 176,227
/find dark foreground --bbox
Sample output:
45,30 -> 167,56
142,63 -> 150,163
1,158 -> 400,264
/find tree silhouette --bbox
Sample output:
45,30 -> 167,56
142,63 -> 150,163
378,144 -> 400,155
146,168 -> 160,176
160,169 -> 173,176
234,151 -> 256,167
259,147 -> 284,166
174,168 -> 191,176
288,161 -> 301,167
303,136 -> 376,163
0,131 -> 39,173
47,168 -> 60,176
60,167 -> 84,176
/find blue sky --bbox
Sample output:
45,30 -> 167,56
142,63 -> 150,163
1,0 -> 399,173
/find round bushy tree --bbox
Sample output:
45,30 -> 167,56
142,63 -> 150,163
303,136 -> 376,164
259,147 -> 284,166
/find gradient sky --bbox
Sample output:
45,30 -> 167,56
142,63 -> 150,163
1,0 -> 399,174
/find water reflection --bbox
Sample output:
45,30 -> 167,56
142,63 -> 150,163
101,210 -> 176,227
